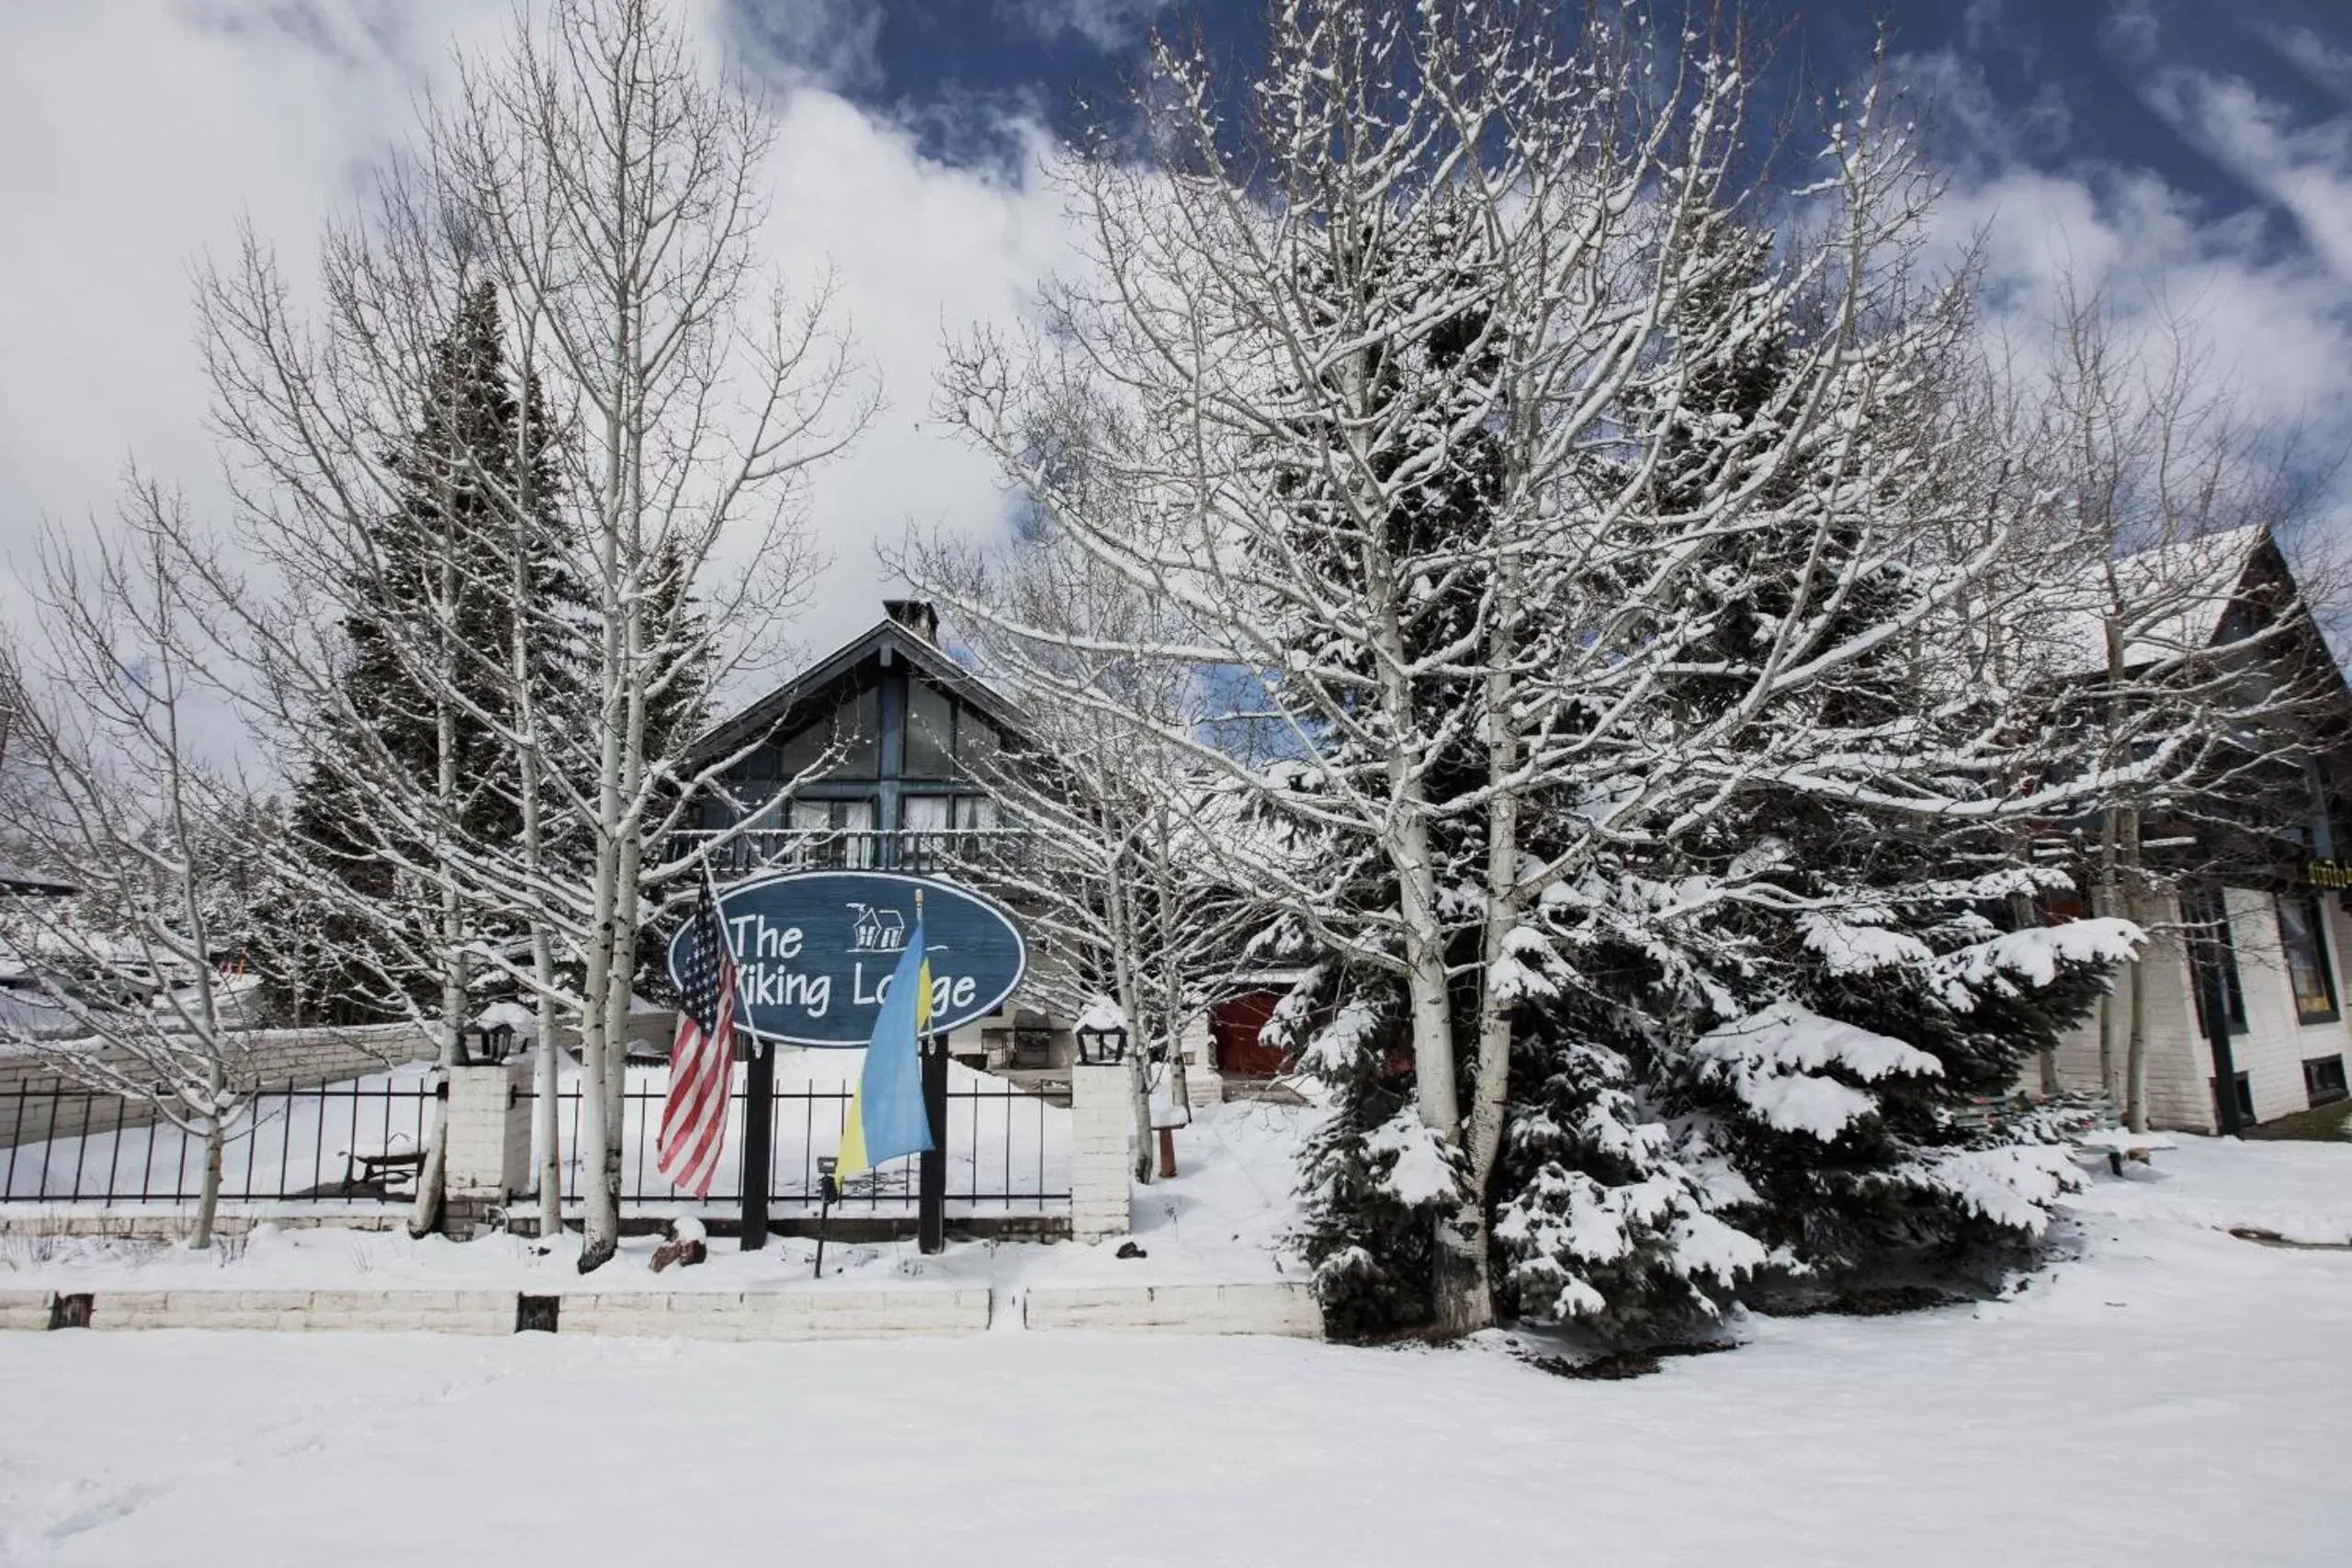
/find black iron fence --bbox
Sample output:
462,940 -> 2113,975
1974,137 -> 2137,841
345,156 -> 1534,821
538,1077 -> 1067,1211
1,1077 -> 439,1204
0,1072 -> 1069,1212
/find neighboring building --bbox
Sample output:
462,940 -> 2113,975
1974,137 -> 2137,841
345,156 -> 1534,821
2034,528 -> 2352,1132
0,863 -> 88,1038
0,863 -> 75,898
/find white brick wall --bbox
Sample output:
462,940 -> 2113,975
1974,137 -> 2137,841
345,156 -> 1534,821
0,1290 -> 54,1330
1068,1064 -> 1134,1243
444,1059 -> 533,1200
560,1288 -> 991,1340
86,1289 -> 514,1335
2,1281 -> 1324,1338
1023,1281 -> 1323,1337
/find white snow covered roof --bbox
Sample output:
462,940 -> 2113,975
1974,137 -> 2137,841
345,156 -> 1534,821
2018,525 -> 2271,680
0,863 -> 77,897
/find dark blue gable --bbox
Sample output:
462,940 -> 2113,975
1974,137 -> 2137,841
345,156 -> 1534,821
690,610 -> 1023,868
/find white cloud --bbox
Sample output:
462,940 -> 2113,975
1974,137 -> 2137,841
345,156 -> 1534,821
1010,0 -> 1173,52
2100,0 -> 2162,67
1906,44 -> 2352,579
2139,66 -> 2352,281
0,1 -> 493,581
2272,25 -> 2352,100
0,0 -> 1079,723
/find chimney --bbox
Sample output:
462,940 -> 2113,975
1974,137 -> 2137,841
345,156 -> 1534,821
882,599 -> 939,645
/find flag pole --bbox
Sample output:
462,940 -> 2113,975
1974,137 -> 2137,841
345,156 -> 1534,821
916,887 -> 946,1256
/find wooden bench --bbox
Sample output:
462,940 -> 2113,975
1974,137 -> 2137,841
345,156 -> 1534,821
341,1135 -> 424,1191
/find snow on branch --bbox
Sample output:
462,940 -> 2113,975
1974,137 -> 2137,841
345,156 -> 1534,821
1689,1002 -> 1943,1143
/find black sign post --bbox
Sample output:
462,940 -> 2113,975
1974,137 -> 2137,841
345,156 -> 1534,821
740,1040 -> 775,1250
920,1031 -> 948,1255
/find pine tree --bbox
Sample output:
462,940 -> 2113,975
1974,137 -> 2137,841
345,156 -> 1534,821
287,281 -> 590,1022
632,534 -> 712,1004
1507,220 -> 2131,1314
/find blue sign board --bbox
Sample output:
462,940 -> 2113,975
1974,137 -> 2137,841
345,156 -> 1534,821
673,870 -> 1028,1047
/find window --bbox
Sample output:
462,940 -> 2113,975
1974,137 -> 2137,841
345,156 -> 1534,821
833,686 -> 880,777
956,713 -> 1001,777
2181,886 -> 2247,1032
785,797 -> 876,867
952,795 -> 997,829
901,794 -> 952,832
2275,892 -> 2340,1024
2211,1069 -> 2256,1128
905,681 -> 956,778
770,684 -> 882,781
772,722 -> 826,780
2303,1055 -> 2349,1107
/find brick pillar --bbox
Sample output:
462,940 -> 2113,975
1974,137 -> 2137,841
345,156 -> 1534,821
1069,1062 -> 1134,1244
443,1057 -> 532,1235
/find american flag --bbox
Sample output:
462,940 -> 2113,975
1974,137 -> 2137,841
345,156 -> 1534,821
656,875 -> 739,1198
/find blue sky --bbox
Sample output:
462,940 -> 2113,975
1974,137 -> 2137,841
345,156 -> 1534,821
732,0 -> 2352,258
3,0 -> 2350,671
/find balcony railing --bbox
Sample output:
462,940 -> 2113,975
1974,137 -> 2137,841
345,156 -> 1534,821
677,827 -> 1036,879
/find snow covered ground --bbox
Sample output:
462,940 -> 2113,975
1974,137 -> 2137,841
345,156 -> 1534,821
2,1132 -> 2349,1566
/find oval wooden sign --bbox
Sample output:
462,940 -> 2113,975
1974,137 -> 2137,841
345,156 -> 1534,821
673,870 -> 1029,1047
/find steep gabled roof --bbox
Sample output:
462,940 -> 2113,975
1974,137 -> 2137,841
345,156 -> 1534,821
2022,524 -> 2278,681
0,862 -> 77,897
691,616 -> 1031,765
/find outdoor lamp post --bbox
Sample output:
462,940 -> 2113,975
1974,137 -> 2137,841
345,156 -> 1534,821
813,1156 -> 840,1280
466,1022 -> 515,1066
1075,1020 -> 1129,1066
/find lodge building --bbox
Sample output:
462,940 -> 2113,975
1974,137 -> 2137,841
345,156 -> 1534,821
2034,527 -> 2352,1132
684,600 -> 1263,1096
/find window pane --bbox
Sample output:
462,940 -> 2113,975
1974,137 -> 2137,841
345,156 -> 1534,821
738,790 -> 784,831
953,795 -> 998,829
903,795 -> 951,831
2183,885 -> 2246,1030
2277,893 -> 2338,1022
833,686 -> 880,776
773,721 -> 826,781
906,682 -> 955,777
956,713 -> 1001,777
840,796 -> 876,866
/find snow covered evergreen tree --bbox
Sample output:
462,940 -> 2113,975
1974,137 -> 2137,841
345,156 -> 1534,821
1487,212 -> 2139,1325
284,280 -> 589,1026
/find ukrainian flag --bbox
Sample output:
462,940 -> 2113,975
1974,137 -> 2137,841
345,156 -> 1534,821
838,920 -> 936,1180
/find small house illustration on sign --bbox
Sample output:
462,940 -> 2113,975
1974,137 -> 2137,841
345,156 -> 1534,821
847,903 -> 907,953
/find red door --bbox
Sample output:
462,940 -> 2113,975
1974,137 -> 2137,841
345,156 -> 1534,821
1211,991 -> 1290,1077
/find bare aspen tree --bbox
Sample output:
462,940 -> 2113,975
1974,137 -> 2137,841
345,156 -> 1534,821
929,4 -> 2240,1332
0,497 -> 260,1249
900,517 -> 1255,1171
